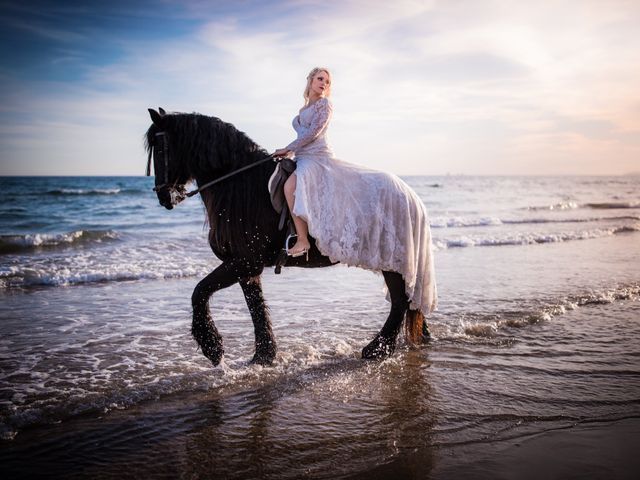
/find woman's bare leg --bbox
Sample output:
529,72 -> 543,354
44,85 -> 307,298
283,173 -> 310,255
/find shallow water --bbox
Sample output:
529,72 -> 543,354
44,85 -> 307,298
1,175 -> 639,478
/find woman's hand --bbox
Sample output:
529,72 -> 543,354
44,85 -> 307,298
273,148 -> 291,157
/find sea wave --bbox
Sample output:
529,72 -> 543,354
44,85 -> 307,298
0,337 -> 364,441
45,188 -> 124,196
430,216 -> 503,228
0,230 -> 119,254
585,201 -> 640,209
526,201 -> 639,211
433,224 -> 640,249
2,223 -> 638,287
526,201 -> 580,211
0,258 -> 210,289
0,235 -> 213,288
6,186 -> 148,197
2,282 -> 637,441
437,284 -> 640,340
430,215 -> 640,228
0,370 -> 216,441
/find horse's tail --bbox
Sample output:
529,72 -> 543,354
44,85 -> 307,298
404,308 -> 430,345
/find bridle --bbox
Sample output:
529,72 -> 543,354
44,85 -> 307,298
147,131 -> 171,192
147,129 -> 277,200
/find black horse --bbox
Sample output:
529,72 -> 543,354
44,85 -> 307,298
145,108 -> 428,366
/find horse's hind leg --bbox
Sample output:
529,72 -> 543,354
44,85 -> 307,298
191,262 -> 241,367
239,274 -> 277,366
362,270 -> 409,360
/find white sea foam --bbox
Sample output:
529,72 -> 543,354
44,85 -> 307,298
430,216 -> 502,228
1,276 -> 638,440
0,238 -> 214,288
526,201 -> 579,211
526,200 -> 639,211
586,201 -> 640,209
0,230 -> 118,254
47,188 -> 122,195
432,224 -> 640,250
0,329 -> 368,439
431,284 -> 640,342
2,222 -> 637,288
430,215 -> 640,229
0,263 -> 209,288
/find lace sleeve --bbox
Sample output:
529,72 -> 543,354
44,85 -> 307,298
286,98 -> 332,153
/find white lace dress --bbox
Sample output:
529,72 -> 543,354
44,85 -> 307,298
285,97 -> 437,314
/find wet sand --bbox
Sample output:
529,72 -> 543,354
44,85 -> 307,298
356,418 -> 640,480
5,397 -> 638,479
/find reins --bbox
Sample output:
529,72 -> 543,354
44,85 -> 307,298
147,129 -> 277,198
185,153 -> 276,198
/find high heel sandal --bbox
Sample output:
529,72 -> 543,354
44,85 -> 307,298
285,233 -> 309,260
288,247 -> 309,260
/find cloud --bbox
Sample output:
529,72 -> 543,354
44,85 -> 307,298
1,0 -> 640,175
7,18 -> 86,42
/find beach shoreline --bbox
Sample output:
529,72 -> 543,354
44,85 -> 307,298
353,417 -> 640,480
2,175 -> 639,479
4,392 -> 639,479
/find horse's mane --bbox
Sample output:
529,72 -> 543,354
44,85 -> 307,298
161,113 -> 279,258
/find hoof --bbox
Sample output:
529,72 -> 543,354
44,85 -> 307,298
249,353 -> 274,366
200,337 -> 224,367
250,340 -> 277,366
205,347 -> 224,367
362,335 -> 396,360
422,322 -> 432,344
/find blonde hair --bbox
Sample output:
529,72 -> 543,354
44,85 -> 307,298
303,67 -> 332,106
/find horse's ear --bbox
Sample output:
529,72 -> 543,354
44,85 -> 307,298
158,107 -> 166,115
148,108 -> 164,127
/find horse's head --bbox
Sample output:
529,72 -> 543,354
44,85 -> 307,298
145,108 -> 189,210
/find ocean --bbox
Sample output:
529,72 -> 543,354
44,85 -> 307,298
1,175 -> 639,478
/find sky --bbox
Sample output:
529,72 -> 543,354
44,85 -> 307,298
0,0 -> 639,176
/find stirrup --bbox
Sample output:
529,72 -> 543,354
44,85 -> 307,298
284,233 -> 297,252
285,233 -> 309,261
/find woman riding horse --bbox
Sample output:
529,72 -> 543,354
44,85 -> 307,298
145,68 -> 436,366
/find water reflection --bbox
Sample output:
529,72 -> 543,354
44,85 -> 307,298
181,351 -> 436,479
1,345 -> 440,479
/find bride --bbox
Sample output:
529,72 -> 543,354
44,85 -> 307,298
274,67 -> 437,316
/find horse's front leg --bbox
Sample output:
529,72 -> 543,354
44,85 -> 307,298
191,261 -> 242,366
239,274 -> 277,366
362,270 -> 409,359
